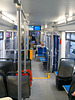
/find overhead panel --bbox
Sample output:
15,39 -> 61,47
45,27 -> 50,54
21,0 -> 75,25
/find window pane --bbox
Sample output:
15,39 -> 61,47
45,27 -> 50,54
70,41 -> 75,55
66,40 -> 70,57
71,33 -> 75,40
66,33 -> 71,39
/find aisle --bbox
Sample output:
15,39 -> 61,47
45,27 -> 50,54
32,57 -> 47,78
27,51 -> 68,100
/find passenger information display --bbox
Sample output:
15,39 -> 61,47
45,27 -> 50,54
29,26 -> 41,31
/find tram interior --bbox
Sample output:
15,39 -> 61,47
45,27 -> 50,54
0,0 -> 75,100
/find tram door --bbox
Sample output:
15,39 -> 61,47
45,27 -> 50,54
53,35 -> 59,72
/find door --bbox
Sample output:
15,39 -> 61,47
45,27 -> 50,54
52,35 -> 59,72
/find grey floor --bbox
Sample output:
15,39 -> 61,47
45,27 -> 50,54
27,51 -> 68,100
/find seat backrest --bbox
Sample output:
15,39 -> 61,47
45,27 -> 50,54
16,60 -> 31,71
6,74 -> 30,99
58,60 -> 74,78
44,53 -> 48,61
38,47 -> 43,54
68,73 -> 75,98
43,47 -> 46,52
26,61 -> 31,70
0,70 -> 7,97
0,61 -> 14,74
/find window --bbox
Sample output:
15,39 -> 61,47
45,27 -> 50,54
71,33 -> 75,40
66,33 -> 71,39
70,41 -> 75,55
6,32 -> 12,39
66,32 -> 75,57
0,32 -> 3,40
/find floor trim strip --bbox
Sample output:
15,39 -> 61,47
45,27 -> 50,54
32,73 -> 50,79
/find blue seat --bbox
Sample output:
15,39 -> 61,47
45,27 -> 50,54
43,47 -> 46,52
38,54 -> 44,57
68,73 -> 75,100
38,47 -> 46,57
40,53 -> 48,62
54,71 -> 58,76
63,73 -> 75,100
63,85 -> 70,94
30,41 -> 35,43
40,57 -> 46,62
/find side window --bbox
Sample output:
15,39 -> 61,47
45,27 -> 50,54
66,32 -> 75,57
0,31 -> 3,40
70,41 -> 75,55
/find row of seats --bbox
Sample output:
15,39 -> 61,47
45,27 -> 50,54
0,58 -> 32,99
0,58 -> 31,74
54,58 -> 75,100
0,70 -> 30,99
37,47 -> 50,71
34,46 -> 48,70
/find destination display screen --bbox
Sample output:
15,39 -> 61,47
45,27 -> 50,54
29,26 -> 41,31
34,26 -> 41,31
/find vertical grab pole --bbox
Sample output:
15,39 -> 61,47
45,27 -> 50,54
47,35 -> 49,76
50,35 -> 51,71
24,22 -> 26,71
43,34 -> 45,46
47,51 -> 48,77
49,35 -> 50,52
45,31 -> 46,47
51,27 -> 54,72
49,35 -> 50,72
3,31 -> 6,58
27,25 -> 29,59
17,6 -> 22,100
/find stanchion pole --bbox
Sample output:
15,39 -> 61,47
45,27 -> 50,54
17,5 -> 22,100
24,22 -> 26,71
27,26 -> 29,59
51,27 -> 54,72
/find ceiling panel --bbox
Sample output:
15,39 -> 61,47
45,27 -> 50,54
0,0 -> 75,26
21,0 -> 75,25
0,0 -> 17,19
